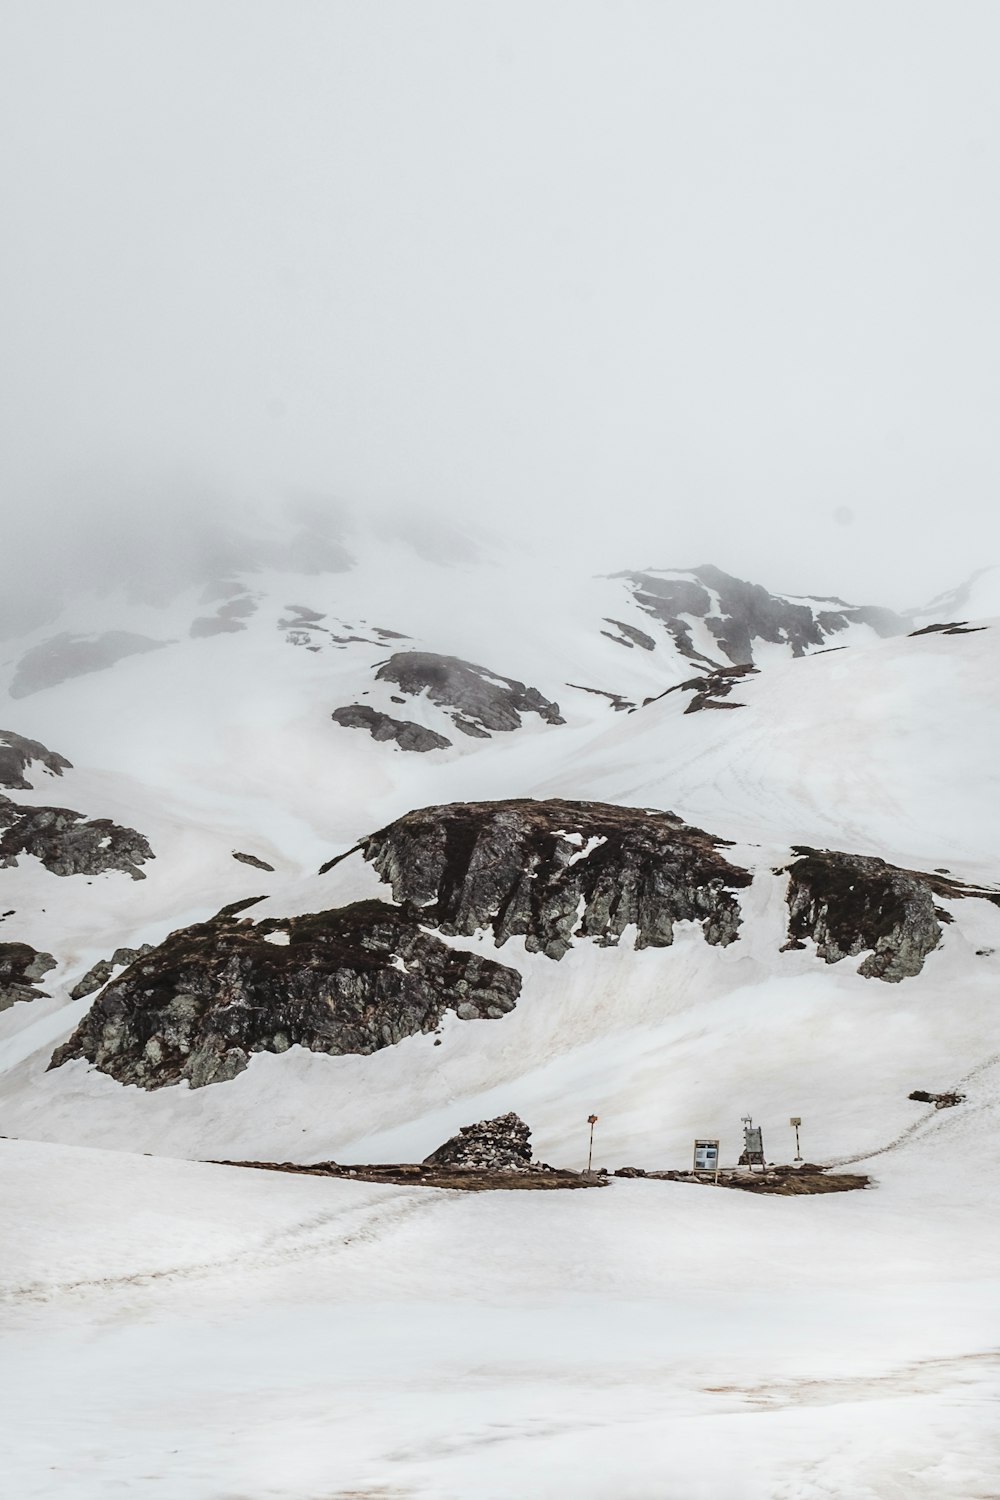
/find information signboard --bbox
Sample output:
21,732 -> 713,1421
693,1139 -> 720,1173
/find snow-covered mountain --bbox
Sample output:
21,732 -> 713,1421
0,525 -> 996,1155
3,520 -> 999,1498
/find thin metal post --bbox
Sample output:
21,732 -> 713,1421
587,1114 -> 598,1173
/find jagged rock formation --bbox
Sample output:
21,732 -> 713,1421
69,945 -> 155,1000
909,1089 -> 965,1108
0,797 -> 154,879
567,684 -> 635,712
350,798 -> 752,959
424,1112 -> 534,1170
49,899 -> 522,1089
373,652 -> 564,737
11,631 -> 170,698
909,621 -> 988,637
0,942 -> 56,1010
0,730 -> 72,790
781,849 -> 951,982
232,851 -> 276,872
331,704 -> 452,752
601,618 -> 656,651
643,664 -> 759,714
612,565 -> 905,667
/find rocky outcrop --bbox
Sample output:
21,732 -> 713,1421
643,664 -> 758,714
373,652 -> 565,737
0,942 -> 56,1010
601,618 -> 656,651
69,945 -> 155,1000
349,798 -> 752,959
331,704 -> 452,752
0,797 -> 154,879
613,565 -> 906,667
781,849 -> 950,982
0,731 -> 72,790
232,851 -> 276,872
11,632 -> 170,698
49,900 -> 522,1089
424,1112 -> 534,1170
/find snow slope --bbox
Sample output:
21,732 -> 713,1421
2,536 -> 999,1499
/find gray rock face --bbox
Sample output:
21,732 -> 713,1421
643,664 -> 759,714
782,849 -> 949,982
613,565 -> 906,667
373,652 -> 565,737
189,615 -> 246,638
49,900 -> 522,1089
601,618 -> 656,651
354,798 -> 752,959
11,632 -> 170,698
424,1112 -> 534,1170
0,797 -> 154,879
0,730 -> 72,790
69,945 -> 155,1000
232,851 -> 276,872
331,704 -> 452,752
0,941 -> 56,1010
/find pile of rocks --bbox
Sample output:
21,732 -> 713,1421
423,1112 -> 534,1171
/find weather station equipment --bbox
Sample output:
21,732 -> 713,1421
790,1116 -> 803,1162
740,1114 -> 765,1170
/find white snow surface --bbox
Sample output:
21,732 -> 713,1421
2,545 -> 999,1497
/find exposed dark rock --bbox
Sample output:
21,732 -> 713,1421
232,851 -> 276,872
567,683 -> 636,712
331,704 -> 452,752
69,945 -> 155,1000
780,849 -> 949,981
601,618 -> 656,651
217,596 -> 257,621
190,615 -> 247,638
349,798 -> 752,959
373,652 -> 564,736
424,1112 -> 534,1170
612,565 -> 906,667
909,1089 -> 965,1108
280,603 -> 326,624
0,796 -> 154,880
49,899 -> 522,1089
0,730 -> 72,790
0,942 -> 56,1010
642,663 -> 759,714
11,632 -> 170,698
909,621 -> 988,637
372,627 -> 411,640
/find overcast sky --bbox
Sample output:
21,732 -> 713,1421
3,1 -> 1000,608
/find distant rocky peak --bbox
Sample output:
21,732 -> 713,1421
610,564 -> 906,667
373,652 -> 565,738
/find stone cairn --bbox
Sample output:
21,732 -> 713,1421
423,1111 -> 534,1171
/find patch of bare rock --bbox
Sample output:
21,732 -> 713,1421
0,797 -> 154,879
331,704 -> 451,752
347,797 -> 752,959
0,730 -> 72,790
0,941 -> 56,1011
373,652 -> 564,737
49,900 -> 521,1089
779,848 -> 1000,982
